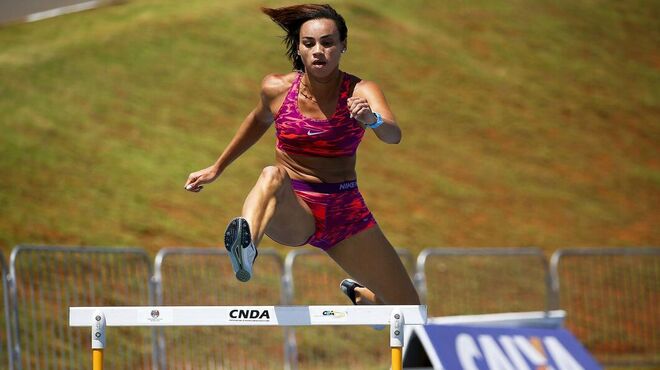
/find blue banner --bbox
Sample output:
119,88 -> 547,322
423,325 -> 601,370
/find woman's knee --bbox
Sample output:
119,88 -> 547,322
257,166 -> 288,194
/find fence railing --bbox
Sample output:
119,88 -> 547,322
550,247 -> 660,367
153,247 -> 288,370
8,245 -> 154,370
282,247 -> 415,370
2,245 -> 657,369
414,247 -> 552,317
284,248 -> 379,370
1,253 -> 13,370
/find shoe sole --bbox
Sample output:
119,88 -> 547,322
224,217 -> 252,282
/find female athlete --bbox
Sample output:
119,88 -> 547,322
185,4 -> 419,306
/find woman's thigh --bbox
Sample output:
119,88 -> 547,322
262,173 -> 316,246
325,226 -> 420,305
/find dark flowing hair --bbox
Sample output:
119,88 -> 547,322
262,4 -> 348,71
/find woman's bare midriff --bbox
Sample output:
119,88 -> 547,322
275,148 -> 357,183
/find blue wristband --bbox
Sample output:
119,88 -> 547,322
367,112 -> 384,129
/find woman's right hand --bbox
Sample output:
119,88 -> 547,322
184,166 -> 220,193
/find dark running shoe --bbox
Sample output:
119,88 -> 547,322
340,279 -> 385,330
224,217 -> 258,282
340,278 -> 364,305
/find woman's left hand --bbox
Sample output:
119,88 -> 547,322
347,97 -> 377,127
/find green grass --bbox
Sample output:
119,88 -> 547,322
0,0 -> 658,255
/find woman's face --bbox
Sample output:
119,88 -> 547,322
298,18 -> 345,78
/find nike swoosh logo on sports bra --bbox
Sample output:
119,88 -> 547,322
307,130 -> 326,136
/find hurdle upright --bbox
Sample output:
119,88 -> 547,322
70,305 -> 427,370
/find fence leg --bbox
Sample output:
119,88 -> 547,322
390,309 -> 404,370
92,310 -> 106,370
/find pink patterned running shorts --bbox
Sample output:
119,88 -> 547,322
291,179 -> 377,250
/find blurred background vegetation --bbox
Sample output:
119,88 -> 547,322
0,0 -> 658,256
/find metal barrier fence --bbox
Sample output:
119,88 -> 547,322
153,247 -> 288,370
5,244 -> 658,369
9,245 -> 155,370
1,252 -> 14,370
414,247 -> 552,317
550,247 -> 660,367
283,247 -> 415,370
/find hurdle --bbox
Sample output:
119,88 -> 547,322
70,305 -> 427,370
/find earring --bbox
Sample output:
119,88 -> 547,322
341,49 -> 346,53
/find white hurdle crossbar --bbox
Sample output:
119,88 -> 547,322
70,305 -> 427,370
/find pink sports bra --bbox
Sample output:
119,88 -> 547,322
274,72 -> 365,158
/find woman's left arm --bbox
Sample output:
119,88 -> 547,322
348,80 -> 401,144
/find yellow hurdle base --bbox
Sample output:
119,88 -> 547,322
93,349 -> 103,370
391,347 -> 402,370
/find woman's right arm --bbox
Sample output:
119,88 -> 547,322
184,75 -> 285,192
